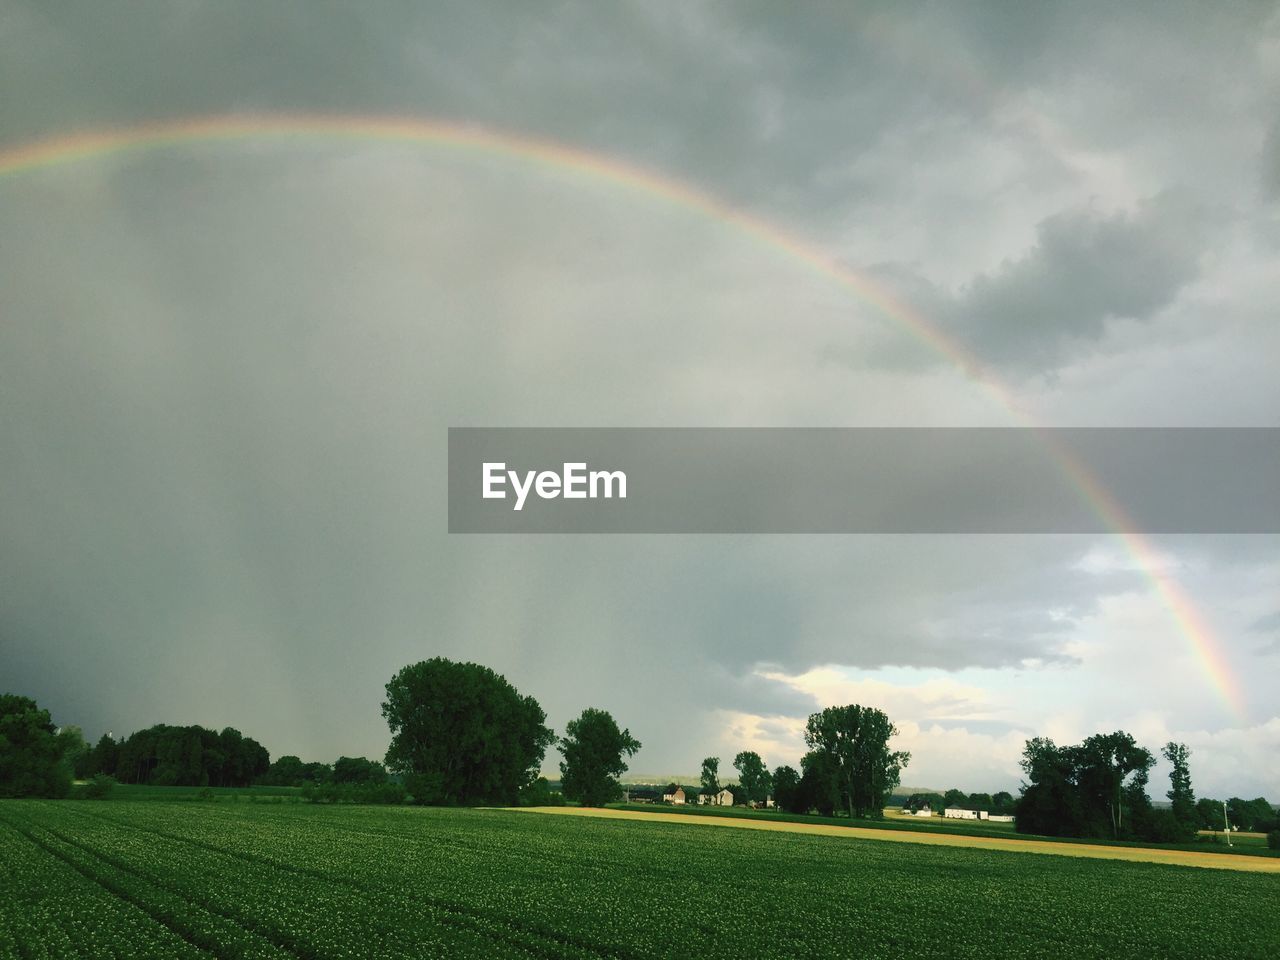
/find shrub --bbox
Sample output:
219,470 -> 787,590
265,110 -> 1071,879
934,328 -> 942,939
81,774 -> 116,800
1267,829 -> 1280,851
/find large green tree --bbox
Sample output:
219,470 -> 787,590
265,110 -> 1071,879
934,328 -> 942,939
382,658 -> 554,805
803,705 -> 909,819
558,708 -> 640,807
772,765 -> 802,812
732,750 -> 772,804
1162,741 -> 1196,831
0,694 -> 73,798
700,756 -> 720,797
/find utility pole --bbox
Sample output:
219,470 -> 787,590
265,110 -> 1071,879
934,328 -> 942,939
1222,800 -> 1232,847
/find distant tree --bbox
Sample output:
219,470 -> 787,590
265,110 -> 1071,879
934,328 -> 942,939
558,708 -> 640,807
86,734 -> 119,779
700,757 -> 720,797
992,791 -> 1015,815
803,705 -> 909,819
1017,731 -> 1159,840
943,788 -> 969,810
518,776 -> 564,807
733,751 -> 772,804
1196,797 -> 1226,831
1162,742 -> 1197,836
333,756 -> 388,785
260,755 -> 306,786
382,658 -> 554,805
57,725 -> 90,779
0,694 -> 73,798
301,761 -> 333,784
1073,732 -> 1154,838
903,792 -> 944,814
1226,797 -> 1275,832
967,792 -> 994,812
1015,737 -> 1083,837
772,765 -> 802,813
799,750 -> 842,817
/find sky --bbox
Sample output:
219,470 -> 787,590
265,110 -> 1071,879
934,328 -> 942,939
1,1 -> 1278,798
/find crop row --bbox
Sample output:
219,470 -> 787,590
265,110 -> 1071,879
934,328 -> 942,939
2,801 -> 1277,959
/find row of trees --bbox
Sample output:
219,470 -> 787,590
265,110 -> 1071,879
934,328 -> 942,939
80,724 -> 270,787
902,789 -> 1018,816
381,659 -> 640,806
1016,733 -> 1201,841
694,706 -> 910,819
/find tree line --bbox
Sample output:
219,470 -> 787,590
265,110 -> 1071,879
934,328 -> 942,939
4,669 -> 1276,850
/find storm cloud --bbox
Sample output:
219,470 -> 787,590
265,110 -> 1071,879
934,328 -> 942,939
1,1 -> 1278,796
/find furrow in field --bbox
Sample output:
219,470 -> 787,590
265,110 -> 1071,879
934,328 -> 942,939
49,804 -> 616,960
0,820 -> 209,960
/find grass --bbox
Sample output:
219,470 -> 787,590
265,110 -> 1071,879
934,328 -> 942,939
73,782 -> 303,801
527,806 -> 1280,873
1,799 -> 1277,958
608,801 -> 1280,858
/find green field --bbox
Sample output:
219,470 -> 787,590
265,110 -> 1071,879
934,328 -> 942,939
2,801 -> 1277,959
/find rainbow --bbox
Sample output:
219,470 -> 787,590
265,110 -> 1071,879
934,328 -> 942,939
0,113 -> 1246,720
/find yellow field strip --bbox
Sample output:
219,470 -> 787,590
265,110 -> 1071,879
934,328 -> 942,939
511,807 -> 1280,873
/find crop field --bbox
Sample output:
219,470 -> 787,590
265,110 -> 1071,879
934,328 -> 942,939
2,801 -> 1278,959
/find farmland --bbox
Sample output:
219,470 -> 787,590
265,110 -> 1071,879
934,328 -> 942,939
2,801 -> 1278,959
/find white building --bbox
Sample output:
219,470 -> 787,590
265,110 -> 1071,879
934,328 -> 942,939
944,808 -> 979,820
988,815 -> 1015,823
662,787 -> 686,804
712,788 -> 735,806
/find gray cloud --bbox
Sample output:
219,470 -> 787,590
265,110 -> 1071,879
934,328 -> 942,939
1,1 -> 1277,794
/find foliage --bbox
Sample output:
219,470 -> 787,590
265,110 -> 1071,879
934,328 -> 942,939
1162,742 -> 1196,829
771,765 -> 802,813
1,801 -> 1278,958
700,756 -> 720,797
333,756 -> 388,785
517,777 -> 565,807
300,781 -> 408,805
732,751 -> 772,804
558,708 -> 640,807
1225,797 -> 1276,833
0,694 -> 73,798
903,792 -> 945,814
1268,830 -> 1280,851
1015,732 -> 1170,840
382,658 -> 554,805
803,704 -> 909,818
81,774 -> 117,800
98,724 -> 269,787
798,750 -> 841,817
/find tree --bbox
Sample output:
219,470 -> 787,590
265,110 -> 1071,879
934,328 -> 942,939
1072,732 -> 1154,838
803,705 -> 909,819
1196,797 -> 1226,831
943,788 -> 969,810
1162,742 -> 1196,831
992,791 -> 1015,815
799,750 -> 841,816
772,765 -> 801,813
558,708 -> 640,807
733,750 -> 772,804
382,658 -> 554,805
333,756 -> 388,784
0,694 -> 72,798
700,756 -> 720,797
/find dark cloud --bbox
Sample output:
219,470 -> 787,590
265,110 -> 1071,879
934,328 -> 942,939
0,1 -> 1276,786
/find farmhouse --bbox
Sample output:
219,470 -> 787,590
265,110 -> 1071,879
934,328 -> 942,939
712,788 -> 735,806
662,787 -> 686,804
910,806 -> 933,817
